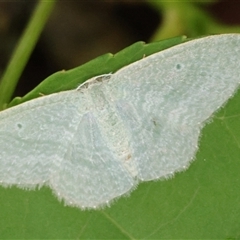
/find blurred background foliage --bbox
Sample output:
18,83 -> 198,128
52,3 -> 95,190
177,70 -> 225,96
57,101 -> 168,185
0,0 -> 240,100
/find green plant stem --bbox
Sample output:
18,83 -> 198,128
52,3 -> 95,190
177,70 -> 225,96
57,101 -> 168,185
0,0 -> 56,110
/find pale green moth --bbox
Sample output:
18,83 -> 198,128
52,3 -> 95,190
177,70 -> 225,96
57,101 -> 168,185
0,34 -> 240,209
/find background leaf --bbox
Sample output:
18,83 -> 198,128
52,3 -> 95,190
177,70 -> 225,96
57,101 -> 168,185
7,36 -> 186,108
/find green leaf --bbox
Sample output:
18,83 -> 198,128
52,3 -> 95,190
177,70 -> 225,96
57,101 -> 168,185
1,36 -> 240,239
8,36 -> 186,108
